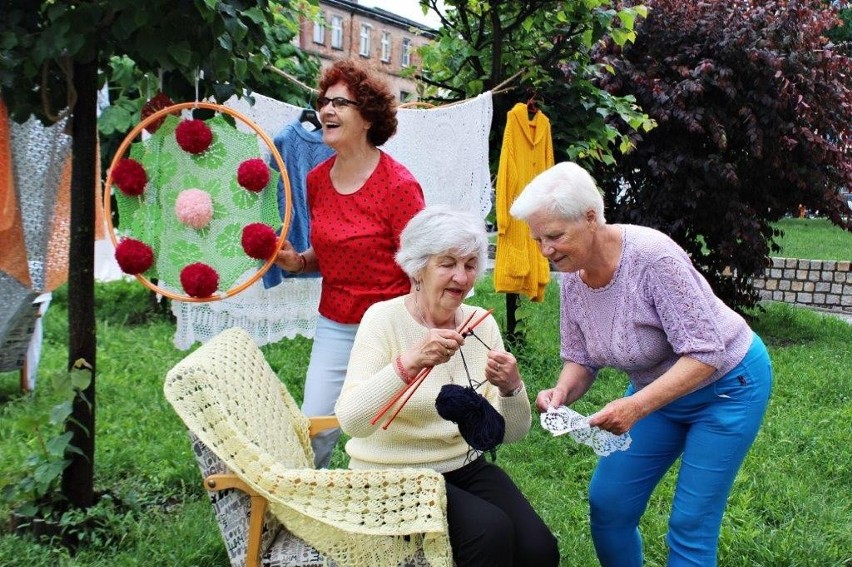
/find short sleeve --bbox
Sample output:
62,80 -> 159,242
559,276 -> 598,375
643,255 -> 726,369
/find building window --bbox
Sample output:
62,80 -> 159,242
312,19 -> 325,45
330,15 -> 343,50
359,24 -> 372,57
381,31 -> 391,62
400,90 -> 411,102
401,38 -> 411,67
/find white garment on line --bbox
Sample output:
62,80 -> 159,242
171,92 -> 494,350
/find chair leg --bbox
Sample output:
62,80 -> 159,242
246,495 -> 267,567
20,358 -> 30,393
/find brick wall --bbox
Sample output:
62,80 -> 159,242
754,257 -> 852,312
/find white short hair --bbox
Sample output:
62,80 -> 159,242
396,205 -> 489,280
510,162 -> 606,225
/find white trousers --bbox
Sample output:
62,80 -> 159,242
301,315 -> 359,468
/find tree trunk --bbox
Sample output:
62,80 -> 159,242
61,57 -> 98,509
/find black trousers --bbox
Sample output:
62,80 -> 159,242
443,457 -> 560,567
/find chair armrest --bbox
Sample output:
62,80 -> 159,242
308,415 -> 339,437
204,473 -> 267,567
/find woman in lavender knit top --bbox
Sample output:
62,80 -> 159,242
511,162 -> 773,567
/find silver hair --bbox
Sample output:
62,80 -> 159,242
396,204 -> 489,281
510,162 -> 606,225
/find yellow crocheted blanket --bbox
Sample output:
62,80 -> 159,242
164,327 -> 452,567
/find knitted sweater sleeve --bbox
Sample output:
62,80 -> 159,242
335,303 -> 410,439
642,255 -> 727,370
559,275 -> 598,375
495,115 -> 517,236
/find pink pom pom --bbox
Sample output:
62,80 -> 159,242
115,238 -> 154,274
175,119 -> 213,154
237,158 -> 270,192
175,189 -> 214,229
241,223 -> 278,259
180,262 -> 219,298
112,158 -> 147,196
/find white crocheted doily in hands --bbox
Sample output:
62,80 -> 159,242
540,406 -> 632,457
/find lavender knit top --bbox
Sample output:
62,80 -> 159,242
560,225 -> 753,392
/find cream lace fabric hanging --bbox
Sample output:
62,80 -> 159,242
172,93 -> 494,349
540,405 -> 632,457
6,115 -> 72,292
382,92 -> 493,219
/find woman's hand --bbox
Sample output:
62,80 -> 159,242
401,329 -> 465,375
485,350 -> 522,395
274,241 -> 304,273
588,397 -> 644,435
536,362 -> 595,412
536,388 -> 568,412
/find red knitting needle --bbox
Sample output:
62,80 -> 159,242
373,308 -> 495,429
370,309 -> 476,427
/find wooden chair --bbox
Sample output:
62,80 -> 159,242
164,327 -> 451,567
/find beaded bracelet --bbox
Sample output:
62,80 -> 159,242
395,355 -> 414,384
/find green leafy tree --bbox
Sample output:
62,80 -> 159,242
415,0 -> 655,341
826,1 -> 852,50
0,0 -> 311,516
417,0 -> 655,166
593,0 -> 852,310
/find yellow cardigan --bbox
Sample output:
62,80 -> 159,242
494,103 -> 554,301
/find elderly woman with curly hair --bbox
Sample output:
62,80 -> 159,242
275,58 -> 425,468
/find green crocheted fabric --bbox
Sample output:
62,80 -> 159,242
114,114 -> 280,292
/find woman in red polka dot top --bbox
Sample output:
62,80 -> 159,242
275,58 -> 425,468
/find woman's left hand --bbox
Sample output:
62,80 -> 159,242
588,397 -> 644,435
485,351 -> 522,396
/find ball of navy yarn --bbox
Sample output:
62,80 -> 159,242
436,384 -> 505,452
436,384 -> 480,420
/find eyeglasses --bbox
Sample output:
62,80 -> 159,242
316,96 -> 360,110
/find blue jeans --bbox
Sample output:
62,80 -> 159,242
301,315 -> 359,468
589,333 -> 773,566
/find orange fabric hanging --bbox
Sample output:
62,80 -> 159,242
0,100 -> 14,233
43,155 -> 72,292
0,100 -> 33,288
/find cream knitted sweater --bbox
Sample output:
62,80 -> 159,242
336,296 -> 532,473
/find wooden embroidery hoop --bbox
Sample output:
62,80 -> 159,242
103,101 -> 292,303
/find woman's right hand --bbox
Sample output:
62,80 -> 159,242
401,329 -> 464,375
274,240 -> 302,273
536,387 -> 567,413
536,362 -> 595,412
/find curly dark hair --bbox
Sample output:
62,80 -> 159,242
318,58 -> 398,147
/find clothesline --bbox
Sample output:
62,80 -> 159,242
263,63 -> 525,108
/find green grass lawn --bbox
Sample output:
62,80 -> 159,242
1,278 -> 850,566
772,218 -> 852,261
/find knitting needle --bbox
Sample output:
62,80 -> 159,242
370,309 -> 477,427
379,308 -> 495,429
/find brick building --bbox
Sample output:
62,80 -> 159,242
298,0 -> 437,101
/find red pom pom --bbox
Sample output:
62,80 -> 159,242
112,158 -> 147,196
180,262 -> 219,298
140,92 -> 178,134
175,119 -> 213,154
237,158 -> 271,192
241,223 -> 278,259
115,238 -> 154,274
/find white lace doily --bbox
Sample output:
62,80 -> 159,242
540,406 -> 632,457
